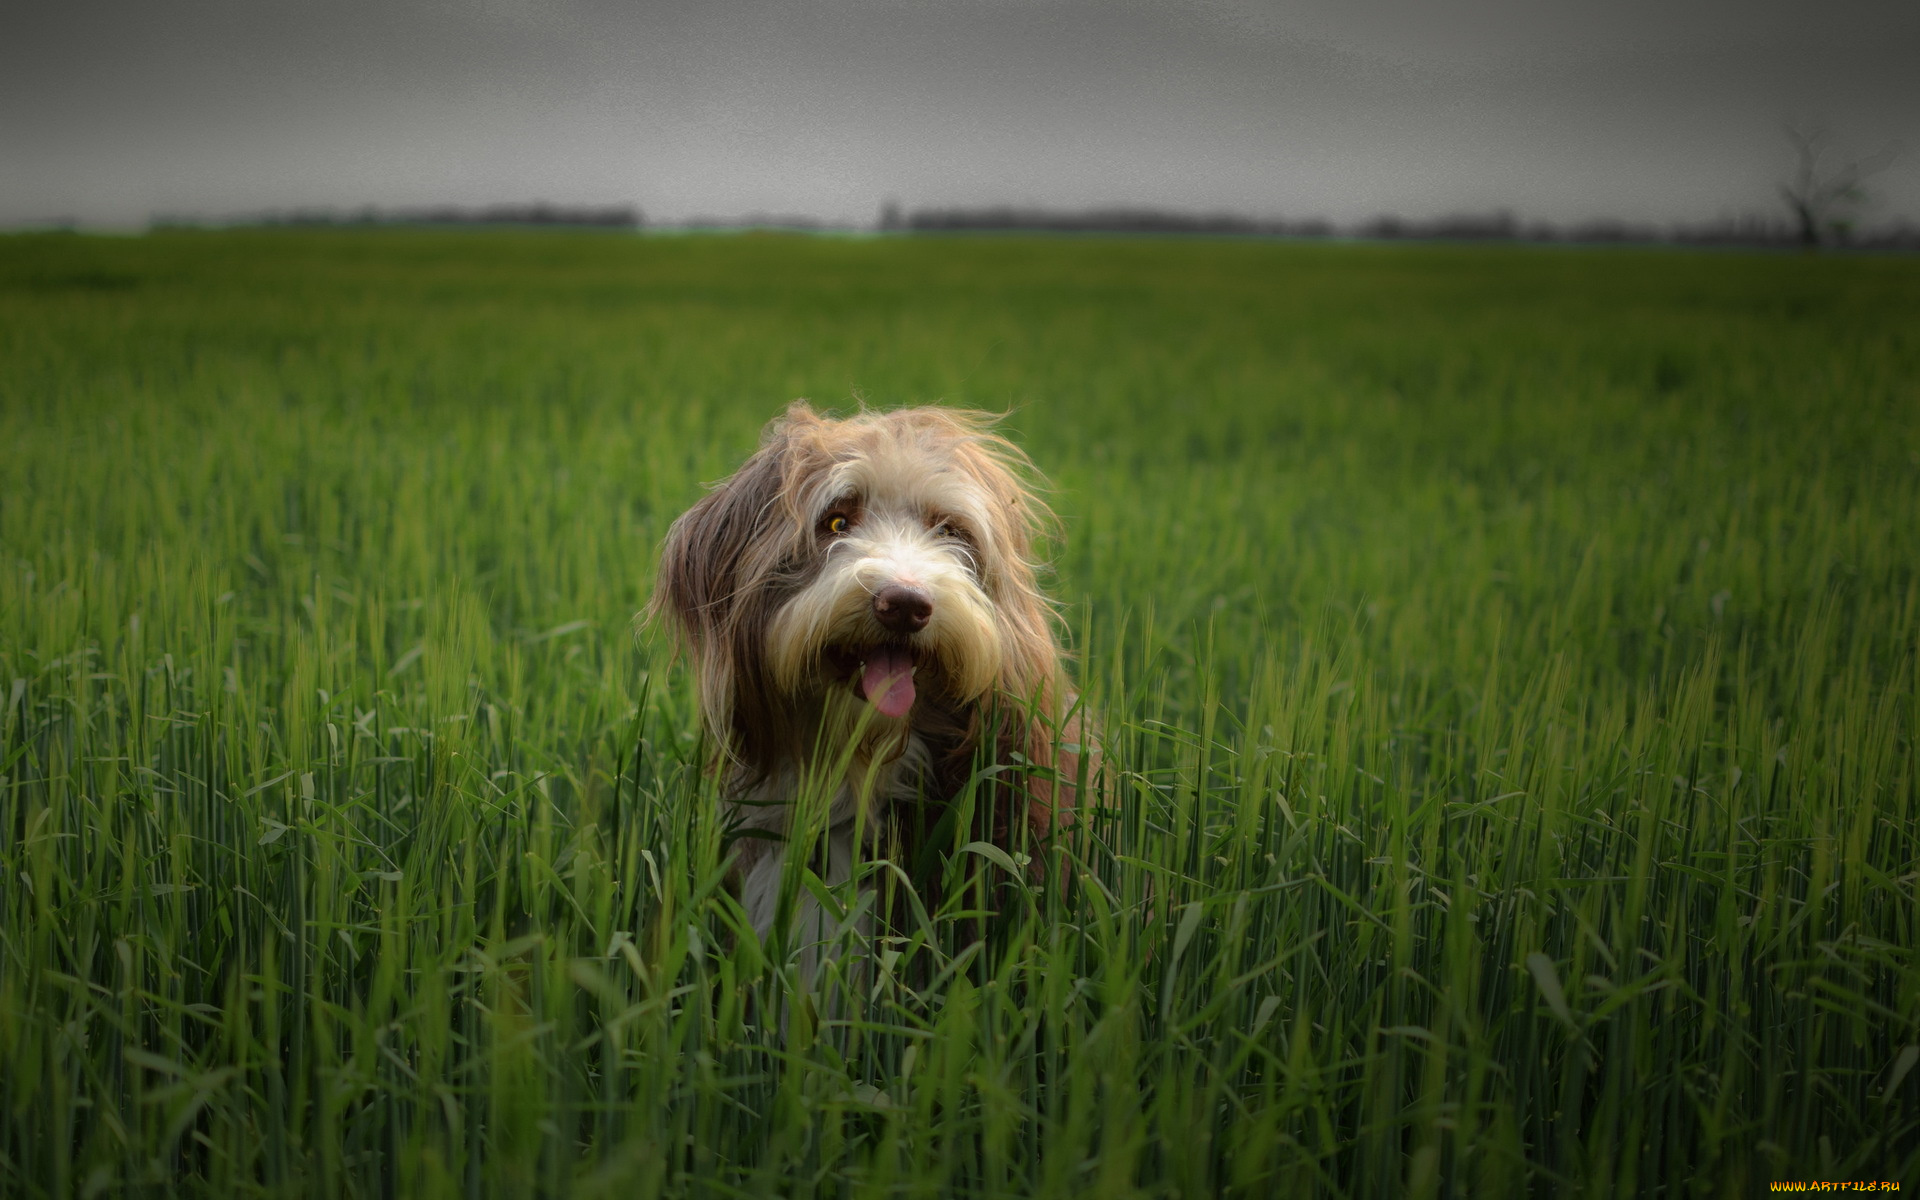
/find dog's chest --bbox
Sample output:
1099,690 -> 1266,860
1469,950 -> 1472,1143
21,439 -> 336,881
728,731 -> 939,837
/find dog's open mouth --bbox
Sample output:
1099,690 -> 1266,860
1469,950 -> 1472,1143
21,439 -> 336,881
825,644 -> 918,718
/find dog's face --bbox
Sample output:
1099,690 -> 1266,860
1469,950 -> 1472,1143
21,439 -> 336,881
762,433 -> 1005,718
653,402 -> 1060,774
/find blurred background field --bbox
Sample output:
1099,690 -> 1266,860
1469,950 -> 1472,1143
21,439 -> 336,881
1,229 -> 1916,1197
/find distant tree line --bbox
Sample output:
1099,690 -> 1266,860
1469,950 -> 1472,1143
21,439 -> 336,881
155,203 -> 643,230
133,185 -> 1916,250
887,204 -> 1920,249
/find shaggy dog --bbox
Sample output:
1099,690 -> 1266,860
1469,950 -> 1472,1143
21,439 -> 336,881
651,402 -> 1089,958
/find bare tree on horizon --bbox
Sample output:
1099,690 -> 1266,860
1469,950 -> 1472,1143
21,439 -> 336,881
1779,119 -> 1896,248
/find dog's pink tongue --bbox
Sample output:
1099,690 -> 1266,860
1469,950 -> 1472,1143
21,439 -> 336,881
861,647 -> 916,718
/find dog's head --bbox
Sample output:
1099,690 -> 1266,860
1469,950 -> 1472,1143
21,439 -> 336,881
652,402 -> 1062,775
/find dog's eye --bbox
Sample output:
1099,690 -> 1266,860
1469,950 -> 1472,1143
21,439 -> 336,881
825,514 -> 850,535
933,520 -> 966,542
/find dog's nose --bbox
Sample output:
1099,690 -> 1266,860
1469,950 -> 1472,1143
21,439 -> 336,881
872,584 -> 934,634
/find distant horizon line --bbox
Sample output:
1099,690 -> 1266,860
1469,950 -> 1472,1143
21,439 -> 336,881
10,200 -> 1920,250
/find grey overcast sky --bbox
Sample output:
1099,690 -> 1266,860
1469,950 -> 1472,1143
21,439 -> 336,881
4,0 -> 1917,228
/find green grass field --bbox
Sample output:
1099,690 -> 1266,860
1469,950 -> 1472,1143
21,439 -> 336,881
2,229 -> 1916,1197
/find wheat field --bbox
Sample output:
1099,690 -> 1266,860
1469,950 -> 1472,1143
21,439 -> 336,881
1,229 -> 1916,1197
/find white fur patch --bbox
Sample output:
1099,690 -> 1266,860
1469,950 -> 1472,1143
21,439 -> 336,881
767,475 -> 1002,706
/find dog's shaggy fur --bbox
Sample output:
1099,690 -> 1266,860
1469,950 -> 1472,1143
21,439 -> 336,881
651,402 -> 1088,950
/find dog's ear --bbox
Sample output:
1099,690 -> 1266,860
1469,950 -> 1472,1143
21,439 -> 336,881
940,425 -> 1078,844
651,401 -> 834,641
940,434 -> 1061,710
649,440 -> 789,653
649,407 -> 830,771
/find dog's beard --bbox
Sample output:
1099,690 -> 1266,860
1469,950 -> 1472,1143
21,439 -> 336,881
764,534 -> 1001,730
